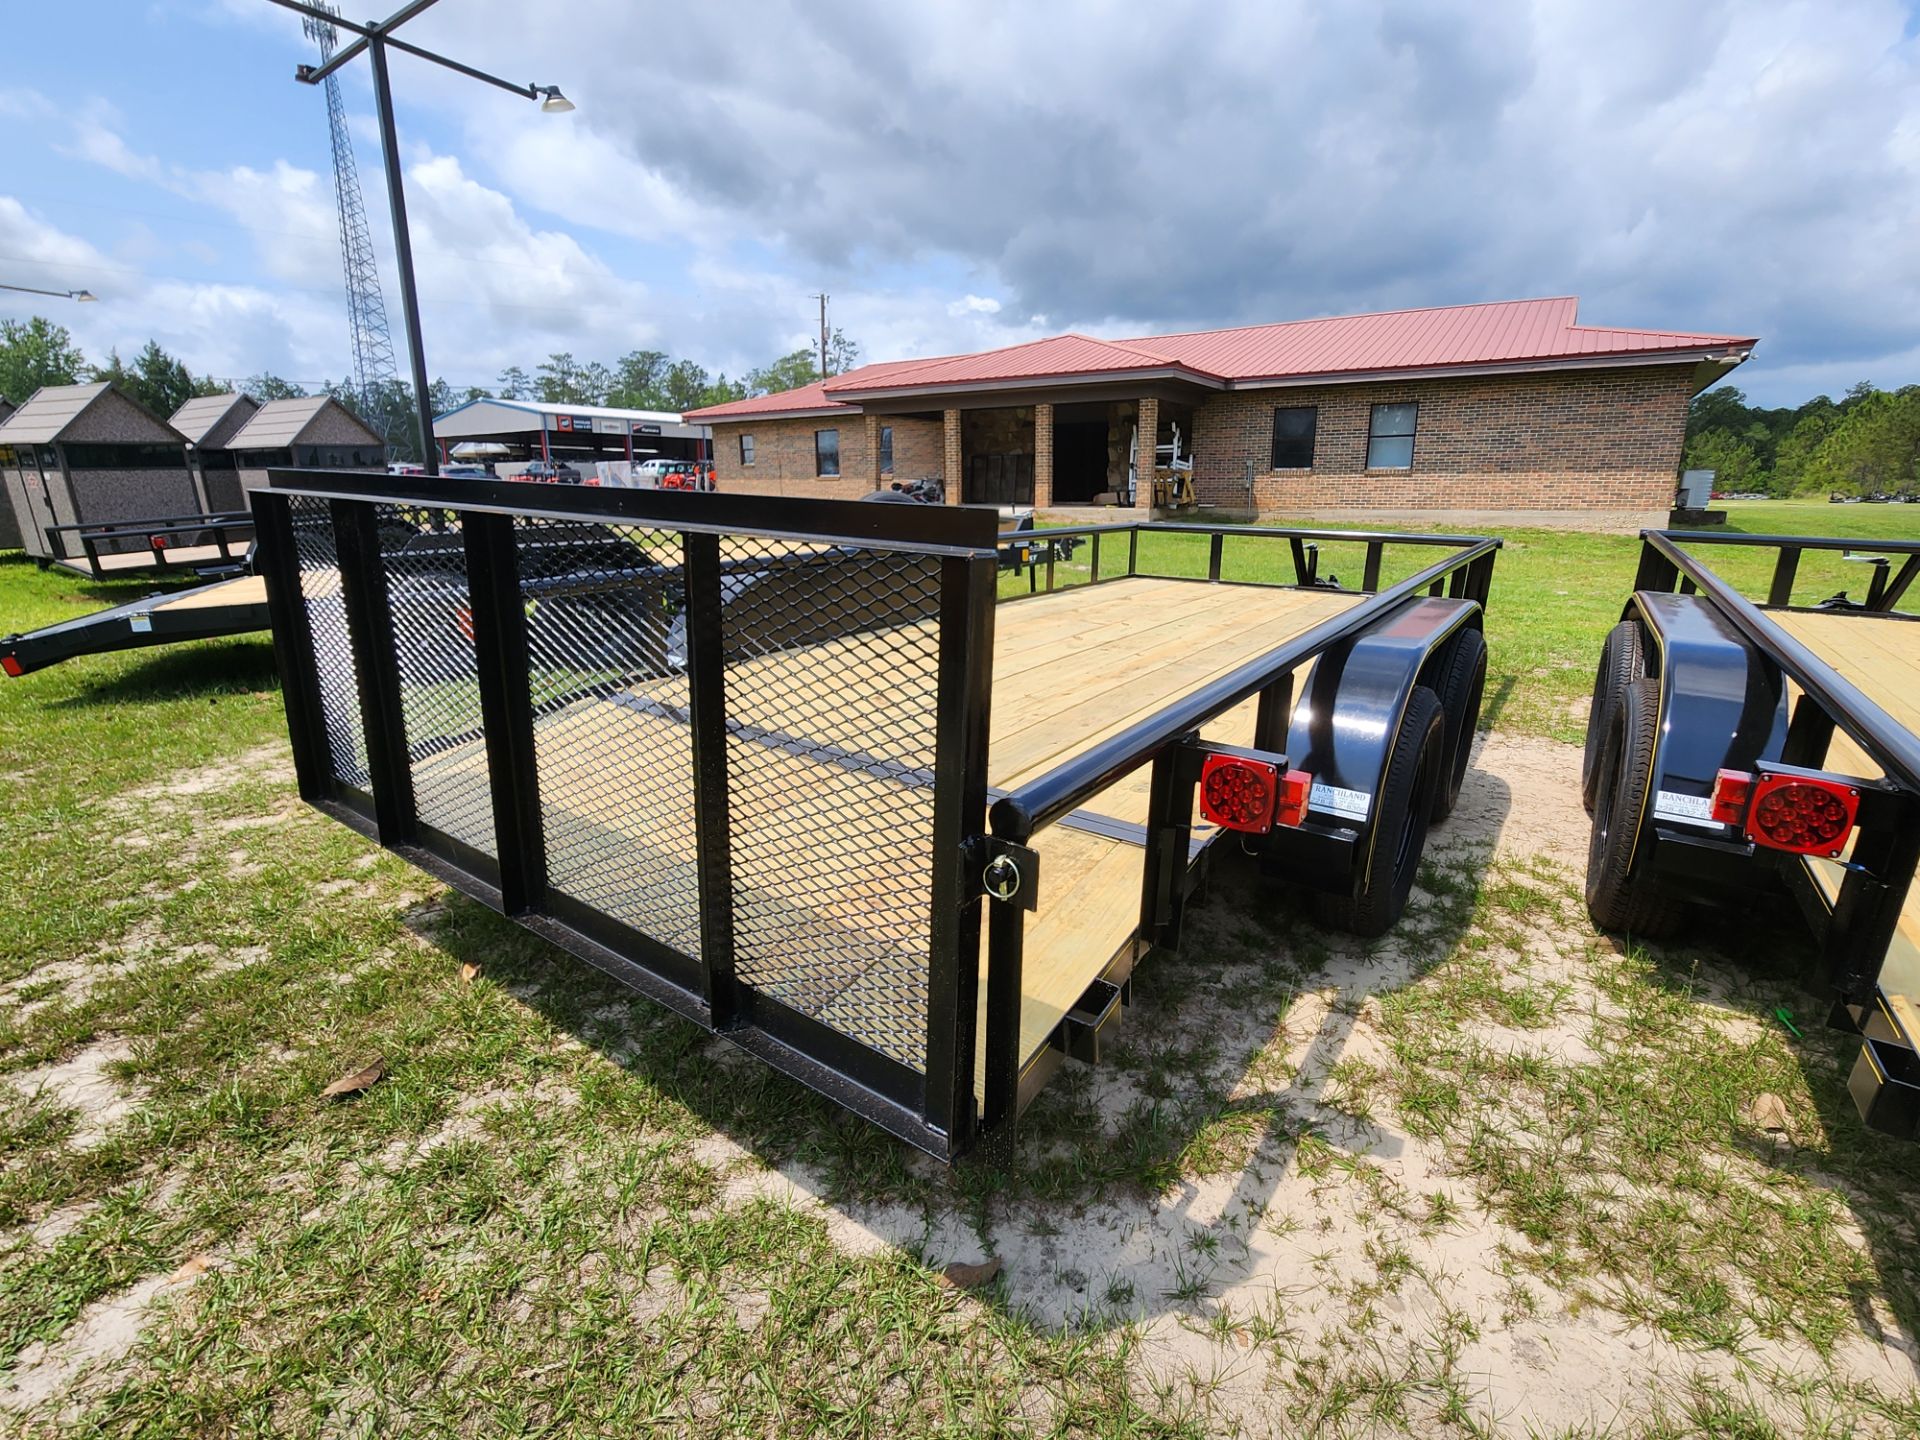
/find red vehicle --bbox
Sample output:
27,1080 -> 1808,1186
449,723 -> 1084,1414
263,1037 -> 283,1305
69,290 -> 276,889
661,462 -> 716,492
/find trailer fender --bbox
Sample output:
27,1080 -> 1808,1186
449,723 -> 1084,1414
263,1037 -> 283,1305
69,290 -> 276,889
1629,591 -> 1789,844
1262,596 -> 1480,890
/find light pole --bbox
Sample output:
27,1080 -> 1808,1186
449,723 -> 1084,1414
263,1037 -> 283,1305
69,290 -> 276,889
267,0 -> 572,474
0,284 -> 96,302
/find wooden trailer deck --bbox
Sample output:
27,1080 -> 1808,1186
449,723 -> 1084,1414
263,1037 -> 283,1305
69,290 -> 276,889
52,542 -> 242,577
410,576 -> 1363,1090
1776,610 -> 1920,1025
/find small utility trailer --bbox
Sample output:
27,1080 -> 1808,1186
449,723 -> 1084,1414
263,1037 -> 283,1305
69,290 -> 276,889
252,471 -> 1497,1160
1582,530 -> 1920,1138
0,572 -> 270,678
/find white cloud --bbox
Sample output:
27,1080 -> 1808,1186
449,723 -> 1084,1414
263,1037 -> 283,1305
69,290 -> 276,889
947,294 -> 1001,317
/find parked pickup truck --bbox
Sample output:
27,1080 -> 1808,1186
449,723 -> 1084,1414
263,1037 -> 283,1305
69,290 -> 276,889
250,471 -> 1499,1161
1582,529 -> 1920,1139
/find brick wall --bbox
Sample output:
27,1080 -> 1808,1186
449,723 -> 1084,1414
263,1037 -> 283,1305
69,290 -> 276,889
707,415 -> 942,499
1189,365 -> 1694,512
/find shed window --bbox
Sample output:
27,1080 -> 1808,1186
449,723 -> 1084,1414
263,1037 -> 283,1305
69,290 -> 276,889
1269,407 -> 1317,469
63,443 -> 187,470
878,425 -> 894,474
1367,403 -> 1418,470
815,428 -> 840,477
295,445 -> 381,467
739,433 -> 756,466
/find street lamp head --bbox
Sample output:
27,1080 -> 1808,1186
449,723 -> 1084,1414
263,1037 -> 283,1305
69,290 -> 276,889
72,290 -> 97,303
537,85 -> 574,114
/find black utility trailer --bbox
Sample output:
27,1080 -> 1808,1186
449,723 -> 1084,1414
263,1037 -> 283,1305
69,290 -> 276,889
1582,530 -> 1920,1137
252,471 -> 1498,1161
1,572 -> 270,678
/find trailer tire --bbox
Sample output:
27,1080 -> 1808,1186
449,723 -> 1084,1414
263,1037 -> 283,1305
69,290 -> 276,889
1582,620 -> 1647,814
1585,676 -> 1685,938
1428,627 -> 1486,823
1315,685 -> 1447,938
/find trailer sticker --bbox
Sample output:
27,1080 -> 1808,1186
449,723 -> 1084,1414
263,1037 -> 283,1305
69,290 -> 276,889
1310,782 -> 1372,822
130,614 -> 152,633
1653,789 -> 1720,829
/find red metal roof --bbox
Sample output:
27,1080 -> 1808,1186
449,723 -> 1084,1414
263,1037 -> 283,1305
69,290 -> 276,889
690,298 -> 1756,419
683,356 -> 954,421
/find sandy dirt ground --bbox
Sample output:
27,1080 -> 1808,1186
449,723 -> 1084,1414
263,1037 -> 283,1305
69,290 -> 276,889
4,733 -> 1916,1435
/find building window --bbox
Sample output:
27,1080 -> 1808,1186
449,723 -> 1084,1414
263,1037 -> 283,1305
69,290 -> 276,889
878,425 -> 894,474
815,428 -> 840,477
240,448 -> 295,469
1269,406 -> 1317,469
1367,403 -> 1418,470
739,433 -> 756,466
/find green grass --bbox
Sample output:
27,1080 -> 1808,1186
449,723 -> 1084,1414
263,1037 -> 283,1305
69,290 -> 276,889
1015,498 -> 1920,741
4,510 -> 1920,1436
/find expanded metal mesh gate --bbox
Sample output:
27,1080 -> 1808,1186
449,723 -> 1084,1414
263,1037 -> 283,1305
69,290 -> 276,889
254,474 -> 998,1157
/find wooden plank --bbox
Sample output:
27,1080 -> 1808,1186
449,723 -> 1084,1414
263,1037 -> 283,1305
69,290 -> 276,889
150,574 -> 268,612
90,543 -> 235,573
1774,611 -> 1920,733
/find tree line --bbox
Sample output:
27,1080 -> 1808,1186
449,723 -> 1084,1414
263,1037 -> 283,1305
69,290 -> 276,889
1685,381 -> 1920,498
0,315 -> 860,461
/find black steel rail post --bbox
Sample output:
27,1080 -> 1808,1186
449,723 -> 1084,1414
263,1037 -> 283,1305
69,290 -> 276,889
1139,735 -> 1200,948
463,512 -> 546,916
250,491 -> 332,804
682,531 -> 740,1029
924,552 -> 998,1149
331,498 -> 417,846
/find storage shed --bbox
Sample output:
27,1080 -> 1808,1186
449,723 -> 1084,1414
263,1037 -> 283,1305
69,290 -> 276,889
0,382 -> 197,562
224,396 -> 385,496
170,392 -> 262,514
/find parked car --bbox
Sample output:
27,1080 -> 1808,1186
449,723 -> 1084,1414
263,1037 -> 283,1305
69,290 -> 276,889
518,460 -> 583,484
441,464 -> 494,479
631,458 -> 686,488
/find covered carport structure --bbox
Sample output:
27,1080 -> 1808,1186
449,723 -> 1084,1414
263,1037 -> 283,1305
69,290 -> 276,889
431,399 -> 711,478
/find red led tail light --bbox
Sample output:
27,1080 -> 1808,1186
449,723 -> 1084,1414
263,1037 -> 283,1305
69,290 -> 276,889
1199,753 -> 1279,833
1,655 -> 22,678
453,604 -> 475,642
150,534 -> 169,550
1744,773 -> 1858,857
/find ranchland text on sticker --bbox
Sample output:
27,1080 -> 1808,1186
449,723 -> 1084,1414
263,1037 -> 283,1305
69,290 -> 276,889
1653,789 -> 1720,828
1310,782 -> 1372,822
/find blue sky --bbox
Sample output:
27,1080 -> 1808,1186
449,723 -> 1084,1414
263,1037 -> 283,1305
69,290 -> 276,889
4,0 -> 1918,406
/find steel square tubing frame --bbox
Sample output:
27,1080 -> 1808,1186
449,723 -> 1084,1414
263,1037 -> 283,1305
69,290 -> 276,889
977,529 -> 1501,1136
253,470 -> 1001,1160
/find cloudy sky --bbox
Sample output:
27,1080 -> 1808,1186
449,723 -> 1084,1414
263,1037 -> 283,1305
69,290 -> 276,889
3,0 -> 1917,405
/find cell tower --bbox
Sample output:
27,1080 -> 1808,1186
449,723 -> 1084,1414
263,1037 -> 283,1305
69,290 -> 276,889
303,4 -> 408,458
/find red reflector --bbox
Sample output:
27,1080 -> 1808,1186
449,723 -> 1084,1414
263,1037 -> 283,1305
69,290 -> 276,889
150,534 -> 169,550
1199,753 -> 1279,834
1,655 -> 22,678
1710,768 -> 1753,825
1277,769 -> 1313,828
1745,774 -> 1859,857
453,604 -> 475,642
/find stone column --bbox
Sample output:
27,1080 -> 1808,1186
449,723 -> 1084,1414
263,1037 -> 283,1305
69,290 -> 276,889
942,407 -> 963,503
1033,402 -> 1054,511
1135,395 -> 1160,509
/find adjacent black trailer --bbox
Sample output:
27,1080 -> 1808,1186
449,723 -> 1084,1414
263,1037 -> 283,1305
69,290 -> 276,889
1,573 -> 270,678
251,470 -> 1497,1161
40,511 -> 255,580
1582,530 -> 1920,1137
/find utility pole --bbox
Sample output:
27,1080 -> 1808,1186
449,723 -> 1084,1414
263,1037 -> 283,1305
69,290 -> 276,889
813,292 -> 830,377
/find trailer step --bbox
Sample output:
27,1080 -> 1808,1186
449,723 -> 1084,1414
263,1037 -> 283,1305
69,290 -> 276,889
1054,977 -> 1126,1066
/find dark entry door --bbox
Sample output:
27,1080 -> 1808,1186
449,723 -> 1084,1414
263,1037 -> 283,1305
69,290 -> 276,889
964,452 -> 1033,506
1053,421 -> 1108,504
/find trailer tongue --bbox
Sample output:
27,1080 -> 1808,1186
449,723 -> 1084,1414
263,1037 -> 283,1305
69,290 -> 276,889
252,470 -> 1497,1160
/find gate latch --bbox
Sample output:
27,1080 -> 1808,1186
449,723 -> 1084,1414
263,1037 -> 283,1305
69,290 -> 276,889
979,837 -> 1040,912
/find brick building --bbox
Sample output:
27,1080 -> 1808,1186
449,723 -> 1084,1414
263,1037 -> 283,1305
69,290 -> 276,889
687,297 -> 1755,526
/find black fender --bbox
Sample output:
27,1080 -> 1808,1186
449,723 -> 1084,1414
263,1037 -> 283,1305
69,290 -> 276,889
1619,591 -> 1788,876
1262,596 -> 1481,892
